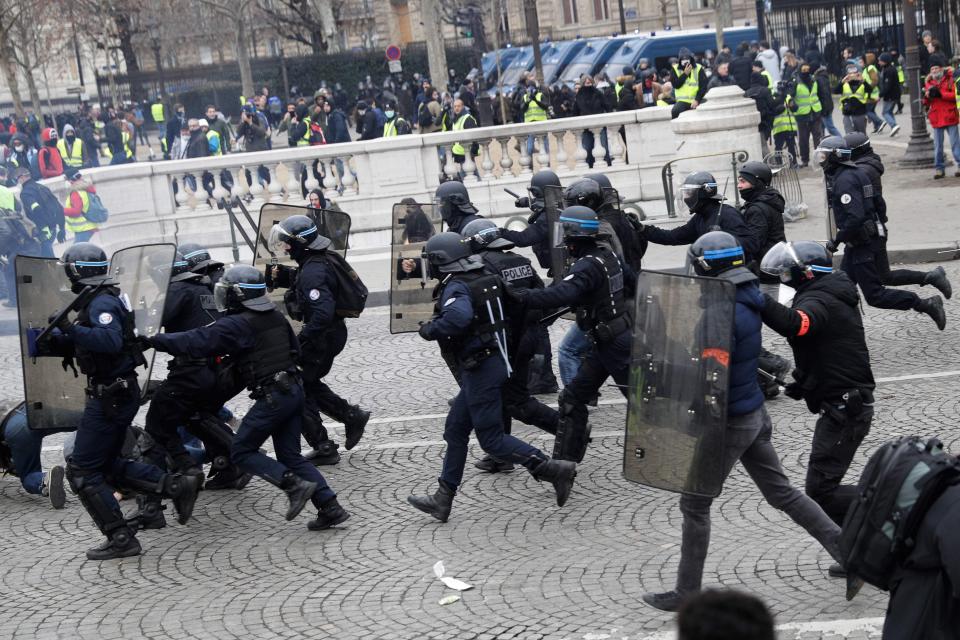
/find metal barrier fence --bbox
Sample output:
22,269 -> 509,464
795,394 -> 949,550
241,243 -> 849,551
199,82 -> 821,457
661,150 -> 750,218
764,150 -> 807,222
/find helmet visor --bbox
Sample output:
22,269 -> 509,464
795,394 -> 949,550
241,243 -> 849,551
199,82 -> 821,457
681,184 -> 700,208
759,241 -> 801,281
213,281 -> 231,312
267,224 -> 290,256
813,147 -> 831,166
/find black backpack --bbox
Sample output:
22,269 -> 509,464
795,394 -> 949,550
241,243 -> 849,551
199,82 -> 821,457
839,436 -> 960,591
417,103 -> 433,129
324,251 -> 368,318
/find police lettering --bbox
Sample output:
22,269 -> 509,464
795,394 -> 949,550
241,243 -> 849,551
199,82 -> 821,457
500,264 -> 535,282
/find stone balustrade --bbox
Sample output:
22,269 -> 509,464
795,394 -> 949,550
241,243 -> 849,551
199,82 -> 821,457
24,87 -> 760,269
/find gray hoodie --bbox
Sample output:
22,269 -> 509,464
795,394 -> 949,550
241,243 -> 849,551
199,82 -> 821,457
755,48 -> 781,84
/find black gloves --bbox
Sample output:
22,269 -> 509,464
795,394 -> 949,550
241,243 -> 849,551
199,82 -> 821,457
514,196 -> 530,209
137,335 -> 157,352
927,86 -> 942,99
418,321 -> 433,341
825,239 -> 838,253
56,228 -> 66,244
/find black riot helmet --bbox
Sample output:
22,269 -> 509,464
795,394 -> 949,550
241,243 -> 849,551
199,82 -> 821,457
461,218 -> 514,251
560,206 -> 600,248
844,132 -> 872,160
269,214 -> 332,259
171,248 -> 206,283
422,231 -> 483,278
760,240 -> 833,289
688,231 -> 756,284
562,178 -> 604,211
528,169 -> 561,211
814,136 -> 853,170
680,171 -> 722,212
179,243 -> 224,275
59,242 -> 110,289
213,265 -> 274,313
738,161 -> 773,188
584,172 -> 620,209
435,180 -> 478,224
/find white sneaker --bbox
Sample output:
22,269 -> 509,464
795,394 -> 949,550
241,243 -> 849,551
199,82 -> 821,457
44,465 -> 66,509
875,122 -> 887,133
890,125 -> 901,137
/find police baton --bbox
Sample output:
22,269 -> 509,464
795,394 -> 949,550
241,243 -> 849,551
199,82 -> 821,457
539,306 -> 571,325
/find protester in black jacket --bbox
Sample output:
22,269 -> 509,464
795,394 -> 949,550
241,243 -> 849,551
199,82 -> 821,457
573,77 -> 610,168
13,167 -> 64,257
730,43 -> 755,91
356,101 -> 380,141
745,72 -> 778,138
882,482 -> 960,640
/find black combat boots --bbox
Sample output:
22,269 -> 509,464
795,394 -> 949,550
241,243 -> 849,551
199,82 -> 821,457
924,266 -> 953,299
342,406 -> 371,450
531,458 -> 577,507
407,481 -> 456,522
163,473 -> 201,525
86,526 -> 142,561
915,295 -> 947,330
280,471 -> 317,521
307,497 -> 351,530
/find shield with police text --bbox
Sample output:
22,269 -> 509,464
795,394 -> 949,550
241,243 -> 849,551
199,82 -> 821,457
15,256 -> 89,433
253,203 -> 352,323
109,243 -> 177,398
542,184 -> 569,282
389,201 -> 443,334
622,271 -> 735,497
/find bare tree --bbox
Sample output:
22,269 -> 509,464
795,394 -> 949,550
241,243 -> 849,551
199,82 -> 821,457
68,0 -> 147,100
714,0 -> 733,51
257,0 -> 341,54
196,0 -> 259,98
0,2 -> 26,117
7,0 -> 73,116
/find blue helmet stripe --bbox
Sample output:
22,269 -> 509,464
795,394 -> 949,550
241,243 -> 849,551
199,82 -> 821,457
183,249 -> 207,259
296,226 -> 318,238
237,282 -> 267,290
173,260 -> 188,267
559,216 -> 600,227
75,260 -> 108,267
703,247 -> 743,259
809,265 -> 833,273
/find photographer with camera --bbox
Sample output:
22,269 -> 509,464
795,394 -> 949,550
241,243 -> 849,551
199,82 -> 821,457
788,65 -> 824,167
669,48 -> 708,119
236,104 -> 269,152
837,64 -> 870,134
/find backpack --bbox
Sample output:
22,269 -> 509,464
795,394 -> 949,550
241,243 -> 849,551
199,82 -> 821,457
839,435 -> 960,591
84,191 -> 109,223
417,103 -> 433,129
309,121 -> 327,145
373,108 -> 387,131
324,251 -> 368,318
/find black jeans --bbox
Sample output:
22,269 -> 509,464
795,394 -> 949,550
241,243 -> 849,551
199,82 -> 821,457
842,246 -> 919,311
805,400 -> 873,524
300,323 -> 352,421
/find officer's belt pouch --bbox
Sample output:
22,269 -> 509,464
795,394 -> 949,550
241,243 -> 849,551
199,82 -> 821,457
172,355 -> 212,367
459,348 -> 494,371
86,375 -> 135,399
592,314 -> 630,343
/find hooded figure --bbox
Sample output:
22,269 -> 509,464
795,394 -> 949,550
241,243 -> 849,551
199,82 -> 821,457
58,124 -> 88,169
613,65 -> 638,111
37,128 -> 64,179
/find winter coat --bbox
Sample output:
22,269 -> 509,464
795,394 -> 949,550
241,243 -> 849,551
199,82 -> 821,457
357,109 -> 380,140
740,187 -> 786,264
706,71 -> 737,91
879,65 -> 901,101
755,49 -> 782,83
923,69 -> 959,129
236,118 -> 269,152
186,131 -> 209,159
613,75 -> 639,111
572,85 -> 608,116
746,80 -> 777,135
728,281 -> 765,417
730,54 -> 755,91
325,109 -> 351,143
883,483 -> 960,640
18,179 -> 64,237
814,68 -> 834,116
207,117 -> 234,153
644,202 -> 761,261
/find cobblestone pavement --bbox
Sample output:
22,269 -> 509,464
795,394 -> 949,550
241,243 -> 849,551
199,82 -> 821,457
2,263 -> 959,640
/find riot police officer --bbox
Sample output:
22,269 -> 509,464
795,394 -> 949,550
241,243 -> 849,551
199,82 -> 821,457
845,132 -> 952,299
435,180 -> 481,234
460,219 -> 559,474
758,241 -> 875,535
500,169 -> 561,273
737,161 -> 792,396
133,250 -> 249,529
639,171 -> 761,261
145,265 -> 350,531
179,242 -> 225,285
38,243 -> 200,560
643,232 -> 847,612
407,232 -> 577,521
817,136 -> 946,329
511,207 -> 633,463
269,215 -> 369,464
582,172 -> 646,273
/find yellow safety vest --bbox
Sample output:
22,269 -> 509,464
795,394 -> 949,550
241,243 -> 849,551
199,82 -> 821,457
151,102 -> 165,123
841,82 -> 868,107
897,65 -> 905,85
0,186 -> 15,211
296,117 -> 311,146
772,103 -> 797,135
57,138 -> 84,167
762,70 -> 775,92
64,190 -> 98,234
383,117 -> 408,137
206,130 -> 223,155
451,113 -> 476,156
656,98 -> 670,107
122,131 -> 133,158
523,92 -> 548,122
672,63 -> 702,104
864,65 -> 881,100
793,82 -> 821,116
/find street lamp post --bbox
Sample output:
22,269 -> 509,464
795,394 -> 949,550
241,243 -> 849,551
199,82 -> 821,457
899,0 -> 934,168
147,22 -> 166,98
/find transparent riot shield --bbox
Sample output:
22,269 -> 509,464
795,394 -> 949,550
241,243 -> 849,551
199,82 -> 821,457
541,184 -> 569,282
389,201 -> 443,334
622,271 -> 736,498
15,256 -> 88,433
109,243 -> 177,397
253,203 -> 352,324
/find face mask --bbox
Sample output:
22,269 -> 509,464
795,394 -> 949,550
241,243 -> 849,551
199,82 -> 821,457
66,134 -> 75,141
14,144 -> 23,151
738,186 -> 755,201
932,70 -> 944,80
799,73 -> 811,82
385,110 -> 395,118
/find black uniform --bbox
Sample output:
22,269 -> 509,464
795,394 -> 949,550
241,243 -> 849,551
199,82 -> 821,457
478,249 -> 558,436
517,243 -> 633,462
644,203 -> 761,262
740,187 -> 787,265
828,163 -> 919,311
500,214 -> 551,271
759,271 -> 875,524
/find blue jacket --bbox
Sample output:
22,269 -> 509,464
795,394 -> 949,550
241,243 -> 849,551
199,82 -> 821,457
296,254 -> 341,343
728,281 -> 765,417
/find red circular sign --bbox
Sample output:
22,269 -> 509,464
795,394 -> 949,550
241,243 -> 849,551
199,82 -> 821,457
385,45 -> 402,61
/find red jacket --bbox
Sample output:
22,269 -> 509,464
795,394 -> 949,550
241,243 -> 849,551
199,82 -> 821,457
38,146 -> 64,178
64,185 -> 96,218
923,69 -> 959,128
